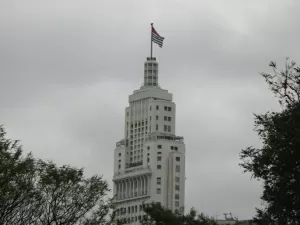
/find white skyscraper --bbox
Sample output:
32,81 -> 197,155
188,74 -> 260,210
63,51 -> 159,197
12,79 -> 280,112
112,56 -> 186,224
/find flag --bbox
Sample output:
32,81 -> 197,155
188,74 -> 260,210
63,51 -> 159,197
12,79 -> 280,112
152,26 -> 165,48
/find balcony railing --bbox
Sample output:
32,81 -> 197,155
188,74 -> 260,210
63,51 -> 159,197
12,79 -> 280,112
145,132 -> 184,143
113,166 -> 151,180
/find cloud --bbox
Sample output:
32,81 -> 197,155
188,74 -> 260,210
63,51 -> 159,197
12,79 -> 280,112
0,0 -> 298,220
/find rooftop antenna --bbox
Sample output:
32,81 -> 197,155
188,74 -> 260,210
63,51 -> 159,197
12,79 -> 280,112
223,213 -> 228,220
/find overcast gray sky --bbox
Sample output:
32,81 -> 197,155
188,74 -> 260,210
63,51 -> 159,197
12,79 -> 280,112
1,0 -> 299,220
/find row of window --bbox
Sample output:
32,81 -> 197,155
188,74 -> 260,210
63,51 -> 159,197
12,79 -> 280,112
116,204 -> 145,215
149,145 -> 178,151
146,83 -> 157,86
130,150 -> 143,155
164,125 -> 171,132
145,63 -> 157,68
130,127 -> 147,133
154,164 -> 180,172
156,177 -> 180,187
130,139 -> 144,144
151,115 -> 172,122
164,116 -> 172,121
128,121 -> 148,127
145,75 -> 157,79
150,105 -> 172,111
156,187 -> 180,194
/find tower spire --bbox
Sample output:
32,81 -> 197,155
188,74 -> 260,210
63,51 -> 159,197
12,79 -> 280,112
143,57 -> 158,87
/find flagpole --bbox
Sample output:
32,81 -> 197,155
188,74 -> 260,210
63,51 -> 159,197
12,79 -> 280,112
150,23 -> 153,59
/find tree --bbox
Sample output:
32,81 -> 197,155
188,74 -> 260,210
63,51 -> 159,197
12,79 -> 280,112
34,160 -> 116,225
240,59 -> 300,225
0,125 -> 116,225
141,202 -> 217,225
0,125 -> 40,225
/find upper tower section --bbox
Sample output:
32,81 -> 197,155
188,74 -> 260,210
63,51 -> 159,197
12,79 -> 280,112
143,57 -> 158,87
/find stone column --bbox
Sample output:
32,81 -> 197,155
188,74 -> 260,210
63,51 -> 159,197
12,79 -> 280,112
119,182 -> 121,199
122,181 -> 125,199
126,180 -> 129,198
116,182 -> 120,199
137,177 -> 140,196
142,176 -> 146,195
130,179 -> 133,197
147,175 -> 150,195
134,178 -> 137,197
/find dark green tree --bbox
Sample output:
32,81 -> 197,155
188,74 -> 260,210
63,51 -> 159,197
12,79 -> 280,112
0,125 -> 40,225
240,59 -> 300,225
0,126 -> 117,225
141,202 -> 217,225
34,160 -> 116,225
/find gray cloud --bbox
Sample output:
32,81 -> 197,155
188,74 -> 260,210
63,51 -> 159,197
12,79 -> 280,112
0,0 -> 299,220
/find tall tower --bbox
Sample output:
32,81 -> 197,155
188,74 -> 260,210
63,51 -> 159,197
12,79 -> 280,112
112,56 -> 186,224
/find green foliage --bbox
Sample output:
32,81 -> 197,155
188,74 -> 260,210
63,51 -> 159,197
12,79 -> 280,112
0,126 -> 39,225
141,202 -> 217,225
0,125 -> 116,225
240,59 -> 300,225
35,161 -> 115,225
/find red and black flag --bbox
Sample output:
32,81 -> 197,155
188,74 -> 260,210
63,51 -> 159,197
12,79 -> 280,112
152,26 -> 165,48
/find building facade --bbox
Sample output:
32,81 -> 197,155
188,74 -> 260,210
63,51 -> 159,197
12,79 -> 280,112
112,57 -> 186,224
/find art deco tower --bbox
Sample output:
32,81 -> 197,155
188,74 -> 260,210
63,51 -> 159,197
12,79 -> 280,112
112,56 -> 186,224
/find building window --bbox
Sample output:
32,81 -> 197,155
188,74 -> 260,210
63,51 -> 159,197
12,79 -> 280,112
176,165 -> 180,172
156,124 -> 158,131
156,105 -> 159,110
157,188 -> 161,194
176,157 -> 180,161
135,205 -> 137,212
168,107 -> 172,111
147,146 -> 150,150
175,194 -> 180,199
168,117 -> 171,121
156,115 -> 159,120
174,146 -> 178,151
164,125 -> 167,132
157,145 -> 162,149
175,201 -> 179,207
128,207 -> 131,213
118,164 -> 121,169
157,156 -> 161,161
119,153 -> 121,157
164,106 -> 168,111
157,165 -> 162,170
168,126 -> 171,132
164,116 -> 167,121
175,185 -> 180,191
157,152 -> 161,154
175,177 -> 180,183
147,158 -> 150,163
157,177 -> 161,184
